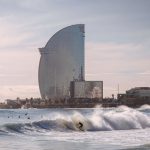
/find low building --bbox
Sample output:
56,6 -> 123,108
70,81 -> 103,100
5,99 -> 21,108
118,87 -> 150,107
126,87 -> 150,98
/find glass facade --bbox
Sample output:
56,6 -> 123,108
38,24 -> 85,99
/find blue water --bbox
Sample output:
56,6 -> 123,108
0,105 -> 150,150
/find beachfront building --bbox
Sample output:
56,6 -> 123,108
38,24 -> 85,99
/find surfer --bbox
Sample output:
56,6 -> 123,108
78,122 -> 83,130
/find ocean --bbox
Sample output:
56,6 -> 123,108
0,105 -> 150,150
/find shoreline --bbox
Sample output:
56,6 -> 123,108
0,99 -> 149,109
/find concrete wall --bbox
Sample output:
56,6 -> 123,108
70,81 -> 103,99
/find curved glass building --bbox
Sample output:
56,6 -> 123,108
38,24 -> 85,99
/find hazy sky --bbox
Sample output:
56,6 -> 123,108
0,0 -> 150,101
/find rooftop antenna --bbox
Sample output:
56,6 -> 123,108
54,68 -> 56,97
80,66 -> 84,81
117,84 -> 120,95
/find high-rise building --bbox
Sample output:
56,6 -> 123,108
38,24 -> 85,99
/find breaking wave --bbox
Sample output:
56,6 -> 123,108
0,105 -> 150,135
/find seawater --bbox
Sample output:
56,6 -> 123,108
0,105 -> 150,150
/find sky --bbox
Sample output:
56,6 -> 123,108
0,0 -> 150,101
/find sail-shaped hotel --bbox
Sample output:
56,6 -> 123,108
38,24 -> 103,100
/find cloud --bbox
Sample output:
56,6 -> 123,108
0,50 -> 39,86
0,85 -> 40,101
85,42 -> 150,97
0,73 -> 25,77
85,42 -> 149,74
138,71 -> 150,75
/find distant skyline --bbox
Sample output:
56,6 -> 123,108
0,0 -> 150,101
